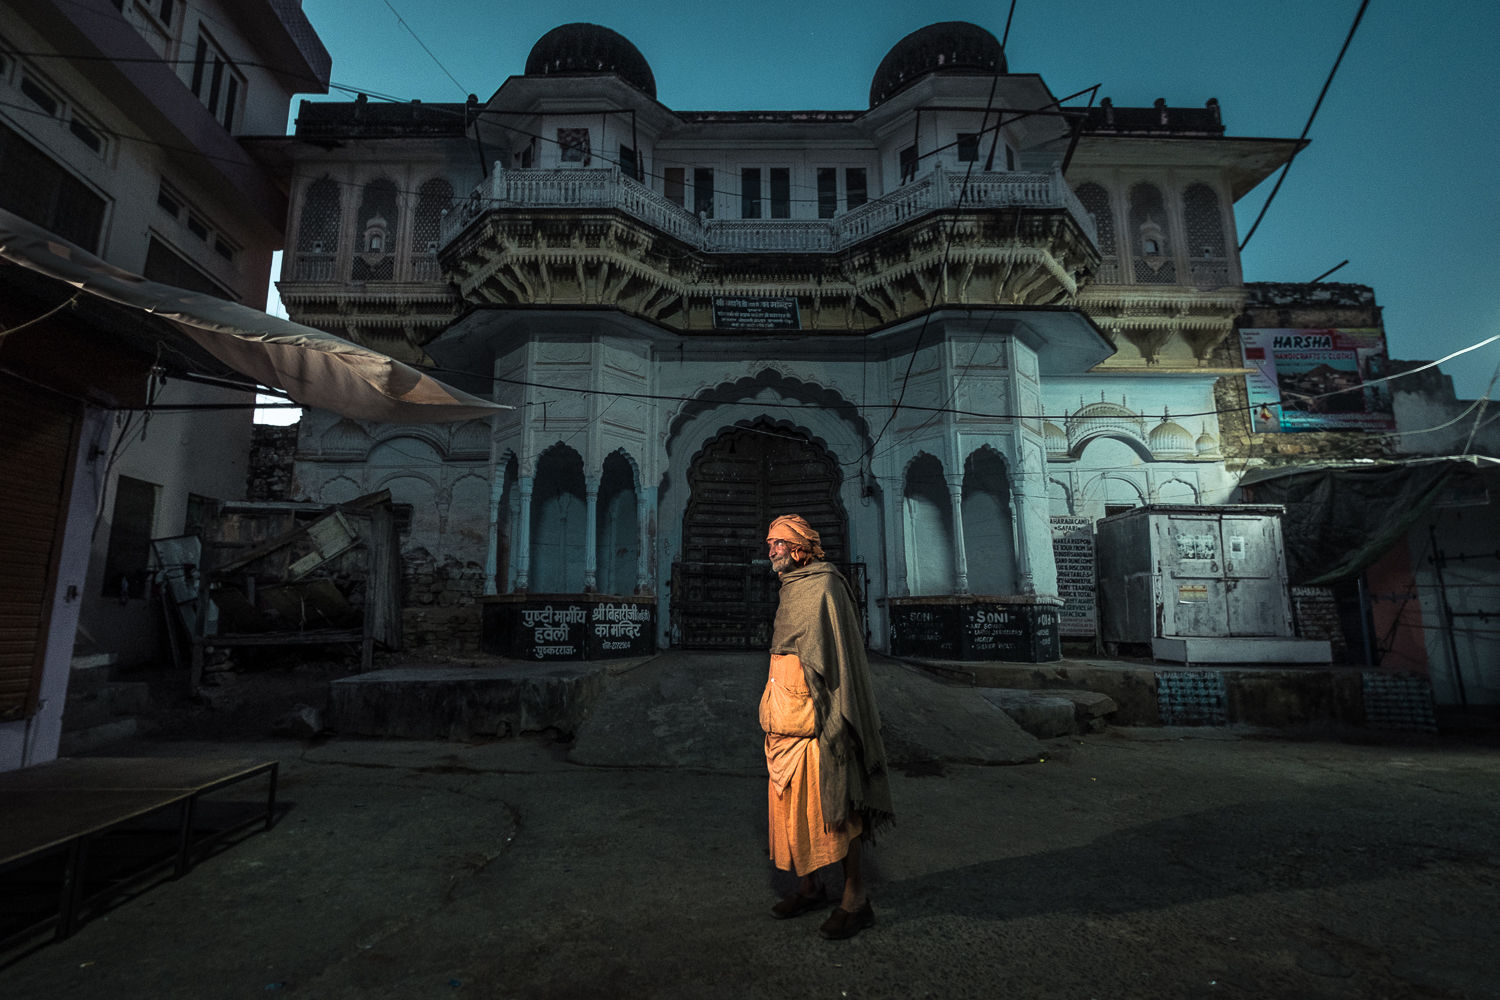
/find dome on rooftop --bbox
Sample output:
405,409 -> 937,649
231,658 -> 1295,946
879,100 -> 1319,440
524,24 -> 656,98
870,21 -> 1006,108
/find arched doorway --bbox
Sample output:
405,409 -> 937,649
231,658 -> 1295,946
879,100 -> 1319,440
673,420 -> 849,649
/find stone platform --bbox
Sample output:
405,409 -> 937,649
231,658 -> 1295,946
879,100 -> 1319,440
325,651 -> 1440,745
328,661 -> 637,740
904,656 -> 1436,731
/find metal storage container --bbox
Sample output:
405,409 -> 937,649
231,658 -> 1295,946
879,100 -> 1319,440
1096,504 -> 1331,665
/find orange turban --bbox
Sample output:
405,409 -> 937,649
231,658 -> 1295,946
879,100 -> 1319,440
766,514 -> 825,559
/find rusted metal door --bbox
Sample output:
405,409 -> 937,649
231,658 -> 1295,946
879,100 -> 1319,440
673,423 -> 848,649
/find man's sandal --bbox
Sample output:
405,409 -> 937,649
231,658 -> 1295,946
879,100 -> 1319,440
819,900 -> 875,939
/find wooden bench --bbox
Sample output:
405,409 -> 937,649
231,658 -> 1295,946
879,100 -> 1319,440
0,757 -> 278,953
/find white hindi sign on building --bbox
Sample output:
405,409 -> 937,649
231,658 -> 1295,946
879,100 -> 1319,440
1050,515 -> 1097,638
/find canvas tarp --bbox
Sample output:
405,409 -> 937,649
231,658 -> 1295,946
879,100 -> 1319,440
0,207 -> 505,424
1236,456 -> 1497,585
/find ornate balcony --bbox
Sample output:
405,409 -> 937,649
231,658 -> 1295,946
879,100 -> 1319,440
439,165 -> 1098,254
439,164 -> 1101,333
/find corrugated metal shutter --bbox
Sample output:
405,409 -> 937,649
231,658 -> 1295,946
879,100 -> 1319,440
0,375 -> 81,721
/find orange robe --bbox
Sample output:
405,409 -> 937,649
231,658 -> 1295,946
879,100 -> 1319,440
760,652 -> 862,876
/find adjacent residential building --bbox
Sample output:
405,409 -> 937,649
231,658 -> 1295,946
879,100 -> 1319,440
0,0 -> 330,768
266,20 -> 1315,662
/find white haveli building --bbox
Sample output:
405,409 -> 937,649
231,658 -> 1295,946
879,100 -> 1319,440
266,21 -> 1301,661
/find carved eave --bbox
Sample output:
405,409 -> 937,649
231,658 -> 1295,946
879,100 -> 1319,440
440,204 -> 1099,334
277,280 -> 464,361
1074,285 -> 1247,367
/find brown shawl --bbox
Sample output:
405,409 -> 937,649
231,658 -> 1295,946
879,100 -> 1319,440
770,560 -> 895,841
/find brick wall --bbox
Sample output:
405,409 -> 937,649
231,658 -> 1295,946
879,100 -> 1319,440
400,549 -> 486,655
247,424 -> 300,501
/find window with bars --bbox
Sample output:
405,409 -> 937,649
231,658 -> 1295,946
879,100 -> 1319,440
769,168 -> 790,219
619,143 -> 641,180
144,237 -> 233,300
816,168 -> 837,219
0,122 -> 106,252
845,168 -> 867,210
20,75 -> 58,116
741,168 -> 761,219
190,32 -> 244,132
664,167 -> 685,207
693,167 -> 714,218
156,180 -> 238,263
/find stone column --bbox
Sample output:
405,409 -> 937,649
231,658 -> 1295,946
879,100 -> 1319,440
506,488 -> 521,592
948,478 -> 969,595
635,490 -> 653,593
483,472 -> 503,596
514,475 -> 534,592
890,491 -> 909,597
583,477 -> 599,593
1012,447 -> 1041,596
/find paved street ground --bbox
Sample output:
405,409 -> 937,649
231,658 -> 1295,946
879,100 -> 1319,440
4,653 -> 1499,999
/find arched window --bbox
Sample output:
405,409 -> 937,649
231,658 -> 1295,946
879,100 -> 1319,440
411,177 -> 453,254
296,176 -> 340,255
903,454 -> 955,595
1128,182 -> 1176,285
531,445 -> 587,592
596,451 -> 639,596
1184,182 -> 1229,287
410,177 -> 453,282
1075,183 -> 1116,255
352,178 -> 398,281
962,448 -> 1018,595
1075,182 -> 1119,283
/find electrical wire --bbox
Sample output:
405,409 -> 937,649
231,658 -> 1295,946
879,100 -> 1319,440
1238,0 -> 1370,251
0,290 -> 79,338
379,0 -> 468,100
1459,360 -> 1500,456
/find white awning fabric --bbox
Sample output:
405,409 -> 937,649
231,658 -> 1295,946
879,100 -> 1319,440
0,208 -> 505,423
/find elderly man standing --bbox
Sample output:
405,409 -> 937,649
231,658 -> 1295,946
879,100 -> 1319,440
759,514 -> 894,940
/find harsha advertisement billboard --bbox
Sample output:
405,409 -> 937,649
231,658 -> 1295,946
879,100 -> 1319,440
1240,328 -> 1395,433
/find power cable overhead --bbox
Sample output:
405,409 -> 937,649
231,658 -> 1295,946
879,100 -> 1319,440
379,0 -> 469,100
1238,0 -> 1370,251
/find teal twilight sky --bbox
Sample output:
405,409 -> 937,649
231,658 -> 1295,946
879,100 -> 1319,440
286,0 -> 1500,401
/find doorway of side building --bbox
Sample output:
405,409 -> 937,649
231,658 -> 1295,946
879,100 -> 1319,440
673,420 -> 853,649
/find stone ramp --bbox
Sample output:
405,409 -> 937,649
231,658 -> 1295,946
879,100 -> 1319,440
569,651 -> 1042,770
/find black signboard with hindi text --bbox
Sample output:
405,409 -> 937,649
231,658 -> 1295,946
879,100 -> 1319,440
711,296 -> 801,331
481,596 -> 656,660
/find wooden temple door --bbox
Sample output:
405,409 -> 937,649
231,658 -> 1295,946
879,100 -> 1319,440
674,422 -> 849,649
